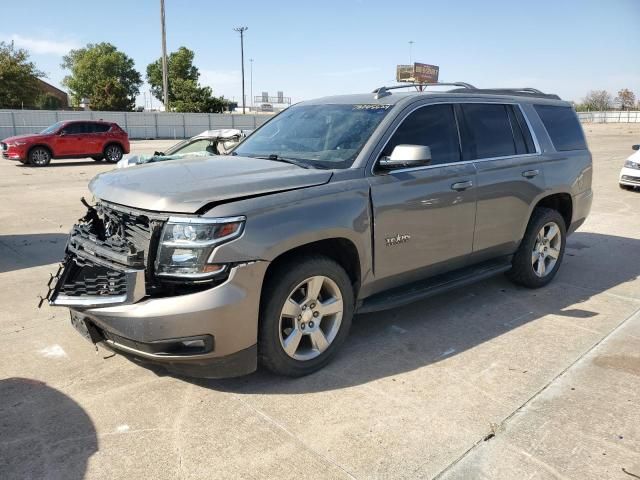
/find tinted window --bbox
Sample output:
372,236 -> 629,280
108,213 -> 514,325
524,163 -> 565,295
461,104 -> 516,159
381,104 -> 460,165
92,123 -> 111,133
511,105 -> 536,153
534,105 -> 586,151
62,122 -> 88,134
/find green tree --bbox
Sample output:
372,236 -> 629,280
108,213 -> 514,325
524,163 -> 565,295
0,41 -> 44,108
62,43 -> 141,111
147,46 -> 227,113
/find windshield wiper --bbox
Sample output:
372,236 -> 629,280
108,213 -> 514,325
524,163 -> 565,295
256,154 -> 312,169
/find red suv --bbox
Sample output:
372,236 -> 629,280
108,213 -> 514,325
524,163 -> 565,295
1,120 -> 130,167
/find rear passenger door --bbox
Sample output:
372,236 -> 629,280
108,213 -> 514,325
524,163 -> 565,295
458,103 -> 545,259
368,103 -> 478,290
89,122 -> 111,154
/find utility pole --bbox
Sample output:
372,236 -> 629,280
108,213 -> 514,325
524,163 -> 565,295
234,27 -> 248,114
160,0 -> 169,111
249,58 -> 254,112
408,40 -> 414,65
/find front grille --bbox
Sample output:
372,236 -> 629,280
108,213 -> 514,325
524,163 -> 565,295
68,202 -> 158,269
622,175 -> 640,184
60,257 -> 127,297
1,152 -> 8,159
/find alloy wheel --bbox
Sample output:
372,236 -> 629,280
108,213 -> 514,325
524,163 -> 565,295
531,221 -> 562,277
31,148 -> 50,166
105,145 -> 122,162
278,275 -> 343,361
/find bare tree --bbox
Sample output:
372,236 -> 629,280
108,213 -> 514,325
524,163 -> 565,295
581,90 -> 613,111
615,88 -> 636,111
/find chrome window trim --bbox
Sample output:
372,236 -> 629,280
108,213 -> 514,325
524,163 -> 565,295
369,100 -> 542,176
167,215 -> 246,224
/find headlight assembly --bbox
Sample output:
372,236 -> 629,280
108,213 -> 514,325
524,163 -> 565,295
155,216 -> 245,280
624,160 -> 640,170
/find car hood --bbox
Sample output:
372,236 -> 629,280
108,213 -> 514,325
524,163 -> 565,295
90,155 -> 333,213
1,133 -> 48,143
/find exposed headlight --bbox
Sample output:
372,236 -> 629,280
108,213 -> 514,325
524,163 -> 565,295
155,216 -> 245,279
624,160 -> 640,170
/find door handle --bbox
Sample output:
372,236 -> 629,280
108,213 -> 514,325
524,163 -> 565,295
522,169 -> 540,179
451,180 -> 473,191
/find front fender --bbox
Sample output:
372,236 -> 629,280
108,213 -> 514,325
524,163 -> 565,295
207,179 -> 373,283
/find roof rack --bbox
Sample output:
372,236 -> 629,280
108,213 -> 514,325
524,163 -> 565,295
373,83 -> 476,99
373,83 -> 561,100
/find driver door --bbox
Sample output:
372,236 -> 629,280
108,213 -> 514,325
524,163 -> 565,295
368,103 -> 478,290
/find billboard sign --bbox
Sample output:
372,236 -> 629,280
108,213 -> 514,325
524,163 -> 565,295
396,63 -> 440,84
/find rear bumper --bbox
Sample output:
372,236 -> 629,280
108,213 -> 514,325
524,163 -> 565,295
569,188 -> 593,234
69,260 -> 269,378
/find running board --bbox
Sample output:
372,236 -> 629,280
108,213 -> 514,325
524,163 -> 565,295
357,258 -> 512,314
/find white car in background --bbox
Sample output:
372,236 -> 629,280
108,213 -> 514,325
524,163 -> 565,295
619,144 -> 640,190
116,129 -> 247,168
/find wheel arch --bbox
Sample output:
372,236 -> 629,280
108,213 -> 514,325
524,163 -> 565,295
261,237 -> 362,302
28,143 -> 54,158
520,191 -> 573,241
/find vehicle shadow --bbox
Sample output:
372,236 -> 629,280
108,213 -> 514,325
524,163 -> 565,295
184,231 -> 640,394
0,377 -> 97,480
0,234 -> 67,273
16,160 -> 109,168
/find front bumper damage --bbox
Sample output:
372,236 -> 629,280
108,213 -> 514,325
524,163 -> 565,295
45,200 -> 267,378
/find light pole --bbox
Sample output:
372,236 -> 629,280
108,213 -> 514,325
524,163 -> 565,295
160,0 -> 169,111
408,40 -> 414,65
249,58 -> 254,112
233,26 -> 248,114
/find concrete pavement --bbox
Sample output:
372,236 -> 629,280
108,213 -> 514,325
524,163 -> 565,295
1,126 -> 639,479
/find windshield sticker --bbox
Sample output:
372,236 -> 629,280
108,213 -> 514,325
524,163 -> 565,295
353,104 -> 392,110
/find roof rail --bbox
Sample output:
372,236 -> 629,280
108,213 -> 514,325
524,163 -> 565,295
373,83 -> 561,100
373,82 -> 476,99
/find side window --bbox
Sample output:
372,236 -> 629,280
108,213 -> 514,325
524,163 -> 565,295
62,123 -> 86,135
461,104 -> 516,159
92,123 -> 111,133
381,104 -> 461,165
534,105 -> 586,151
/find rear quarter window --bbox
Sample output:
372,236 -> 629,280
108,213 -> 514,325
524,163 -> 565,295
534,105 -> 586,151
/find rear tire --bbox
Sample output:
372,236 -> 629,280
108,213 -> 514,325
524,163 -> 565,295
28,147 -> 51,167
103,144 -> 123,163
259,256 -> 354,377
507,207 -> 566,289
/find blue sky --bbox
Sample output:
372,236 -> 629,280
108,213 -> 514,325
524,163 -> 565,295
1,0 -> 639,106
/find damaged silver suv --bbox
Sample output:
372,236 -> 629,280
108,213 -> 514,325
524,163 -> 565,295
46,83 -> 593,378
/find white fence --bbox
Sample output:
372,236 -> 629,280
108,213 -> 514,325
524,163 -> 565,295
577,111 -> 640,123
0,109 -> 274,140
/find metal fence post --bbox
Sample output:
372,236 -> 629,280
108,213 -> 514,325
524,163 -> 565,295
182,113 -> 186,138
10,111 -> 16,136
154,113 -> 159,139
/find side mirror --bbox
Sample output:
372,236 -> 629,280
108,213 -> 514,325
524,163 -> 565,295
379,145 -> 432,170
633,144 -> 639,151
59,131 -> 66,136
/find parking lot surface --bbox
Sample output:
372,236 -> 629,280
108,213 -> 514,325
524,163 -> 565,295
1,125 -> 639,479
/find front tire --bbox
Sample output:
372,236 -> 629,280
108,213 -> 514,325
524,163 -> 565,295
103,144 -> 123,163
507,207 -> 566,288
28,147 -> 51,167
92,156 -> 104,162
259,256 -> 354,377
620,183 -> 635,191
